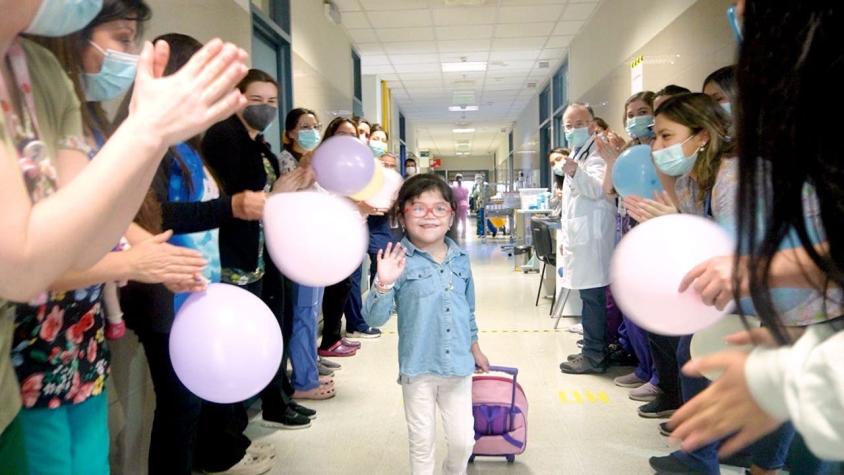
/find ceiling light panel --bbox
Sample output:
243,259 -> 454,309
453,128 -> 476,133
449,106 -> 479,112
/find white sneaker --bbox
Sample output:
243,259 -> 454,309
566,323 -> 583,335
247,441 -> 277,459
203,452 -> 274,475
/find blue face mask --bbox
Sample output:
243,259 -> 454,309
625,115 -> 655,139
652,136 -> 699,176
25,0 -> 104,37
720,101 -> 732,116
368,141 -> 386,157
727,5 -> 743,43
552,163 -> 565,177
83,42 -> 139,101
297,129 -> 321,151
565,127 -> 590,149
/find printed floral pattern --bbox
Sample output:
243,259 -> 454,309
12,285 -> 109,409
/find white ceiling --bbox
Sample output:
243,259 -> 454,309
335,0 -> 601,157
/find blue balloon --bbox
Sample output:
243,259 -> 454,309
612,144 -> 664,199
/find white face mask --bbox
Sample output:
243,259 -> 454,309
405,166 -> 417,176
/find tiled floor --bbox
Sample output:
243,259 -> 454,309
246,226 -> 746,475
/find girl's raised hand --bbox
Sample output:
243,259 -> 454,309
376,242 -> 406,287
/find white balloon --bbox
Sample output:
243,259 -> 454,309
263,191 -> 368,286
610,214 -> 736,335
690,314 -> 760,380
365,168 -> 403,210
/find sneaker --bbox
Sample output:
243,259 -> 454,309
346,327 -> 381,339
318,357 -> 342,369
607,343 -> 638,366
317,364 -> 334,377
637,396 -> 678,419
289,402 -> 317,420
576,339 -> 583,349
247,441 -> 276,459
658,422 -> 673,437
648,455 -> 709,474
260,407 -> 312,430
203,452 -> 273,475
105,321 -> 126,340
613,372 -> 645,388
559,355 -> 606,374
566,323 -> 583,334
341,337 -> 361,348
629,382 -> 662,402
317,341 -> 357,357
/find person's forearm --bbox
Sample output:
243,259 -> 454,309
0,118 -> 165,301
768,243 -> 829,289
49,252 -> 131,292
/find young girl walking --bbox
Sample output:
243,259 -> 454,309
364,174 -> 489,475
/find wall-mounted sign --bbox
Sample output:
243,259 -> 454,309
431,158 -> 442,169
630,55 -> 644,95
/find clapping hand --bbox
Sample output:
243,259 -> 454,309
624,190 -> 677,223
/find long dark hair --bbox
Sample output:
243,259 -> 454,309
29,0 -> 151,136
735,2 -> 844,344
115,33 -> 204,233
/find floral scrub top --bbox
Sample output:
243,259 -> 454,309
6,38 -> 107,410
675,158 -> 842,327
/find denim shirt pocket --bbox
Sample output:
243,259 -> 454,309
403,266 -> 436,297
449,264 -> 470,295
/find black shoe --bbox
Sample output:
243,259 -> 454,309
607,343 -> 638,366
567,352 -> 580,362
576,339 -> 584,348
649,455 -> 709,474
638,396 -> 679,419
559,355 -> 606,374
658,421 -> 673,437
289,402 -> 317,420
261,407 -> 311,430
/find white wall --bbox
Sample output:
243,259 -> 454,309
438,155 -> 495,171
144,0 -> 252,53
568,0 -> 697,101
290,0 -> 355,122
361,74 -> 381,123
570,0 -> 734,133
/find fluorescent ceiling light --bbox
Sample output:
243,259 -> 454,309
448,106 -> 479,112
453,128 -> 475,133
442,62 -> 487,72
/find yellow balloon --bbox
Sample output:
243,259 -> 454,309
349,160 -> 384,200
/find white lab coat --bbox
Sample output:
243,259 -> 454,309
559,137 -> 616,290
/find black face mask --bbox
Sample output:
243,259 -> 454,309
242,104 -> 277,131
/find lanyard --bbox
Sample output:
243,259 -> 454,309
1,38 -> 55,200
0,39 -> 43,141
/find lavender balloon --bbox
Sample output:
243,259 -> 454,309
311,136 -> 376,196
169,283 -> 283,403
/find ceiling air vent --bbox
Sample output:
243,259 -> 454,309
444,0 -> 486,5
527,82 -> 537,88
538,61 -> 550,69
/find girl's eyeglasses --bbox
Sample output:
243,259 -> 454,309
404,203 -> 453,218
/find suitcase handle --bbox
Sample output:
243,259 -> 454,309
483,366 -> 519,413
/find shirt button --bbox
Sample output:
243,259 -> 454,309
445,350 -> 450,354
440,269 -> 444,273
446,308 -> 450,312
446,329 -> 451,332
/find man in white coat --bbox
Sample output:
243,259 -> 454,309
557,103 -> 617,374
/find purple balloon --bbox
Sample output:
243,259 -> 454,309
311,136 -> 376,195
169,283 -> 283,403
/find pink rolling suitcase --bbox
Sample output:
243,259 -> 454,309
469,366 -> 528,463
